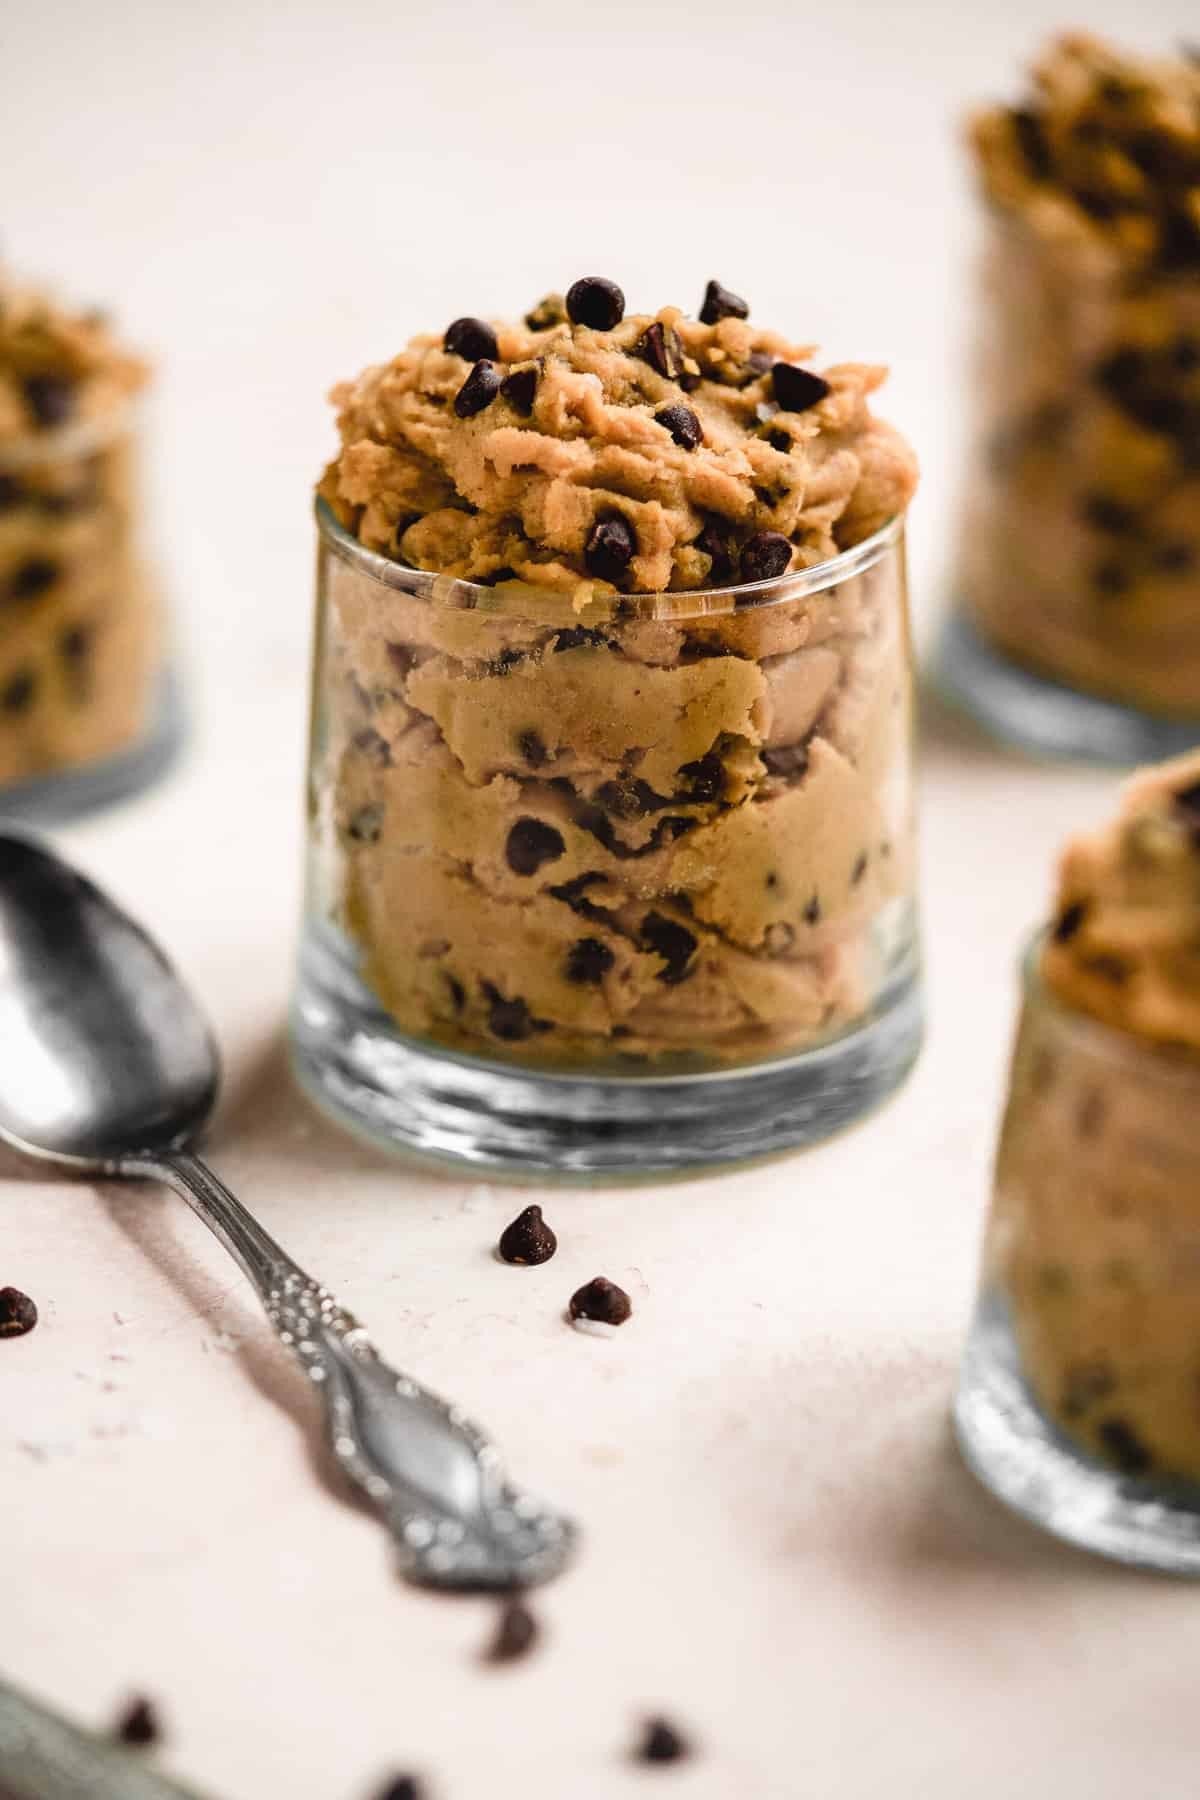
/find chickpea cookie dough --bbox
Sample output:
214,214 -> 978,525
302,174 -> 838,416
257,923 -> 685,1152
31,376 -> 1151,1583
0,267 -> 155,786
991,753 -> 1200,1483
959,35 -> 1200,715
317,276 -> 918,1069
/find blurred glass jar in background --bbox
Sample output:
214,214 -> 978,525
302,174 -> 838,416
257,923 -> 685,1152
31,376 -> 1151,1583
291,502 -> 922,1178
0,272 -> 179,819
936,35 -> 1200,764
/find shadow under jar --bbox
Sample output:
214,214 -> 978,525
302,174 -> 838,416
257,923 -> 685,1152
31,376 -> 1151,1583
292,502 -> 922,1179
956,942 -> 1200,1573
0,403 -> 179,820
937,211 -> 1200,764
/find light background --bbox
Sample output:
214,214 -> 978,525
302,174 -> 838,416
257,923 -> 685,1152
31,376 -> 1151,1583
4,3 -> 1200,1797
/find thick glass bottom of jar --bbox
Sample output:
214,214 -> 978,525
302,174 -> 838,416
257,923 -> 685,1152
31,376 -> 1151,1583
289,920 -> 924,1181
955,1291 -> 1200,1576
931,611 -> 1200,767
0,667 -> 185,825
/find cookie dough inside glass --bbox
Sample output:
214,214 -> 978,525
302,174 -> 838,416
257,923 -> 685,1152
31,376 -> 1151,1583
310,277 -> 919,1073
986,752 -> 1200,1484
955,35 -> 1200,719
0,266 -> 159,788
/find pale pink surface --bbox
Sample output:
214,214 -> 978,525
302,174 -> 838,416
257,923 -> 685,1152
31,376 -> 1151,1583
5,1 -> 1200,1796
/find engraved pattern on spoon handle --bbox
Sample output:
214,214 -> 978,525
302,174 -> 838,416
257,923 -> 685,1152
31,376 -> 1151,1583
118,1150 -> 575,1590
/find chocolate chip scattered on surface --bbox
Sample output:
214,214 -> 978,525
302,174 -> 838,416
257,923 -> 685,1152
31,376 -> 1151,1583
114,1697 -> 161,1748
569,1277 -> 632,1326
635,1717 -> 692,1764
0,1286 -> 37,1337
498,1203 -> 557,1266
371,1776 -> 425,1800
484,1597 -> 540,1663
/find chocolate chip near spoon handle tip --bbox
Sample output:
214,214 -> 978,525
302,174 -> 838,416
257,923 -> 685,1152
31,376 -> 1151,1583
501,364 -> 539,415
498,1204 -> 558,1266
634,321 -> 685,379
740,531 -> 792,583
699,279 -> 749,325
114,1696 -> 161,1747
771,362 -> 831,413
0,1286 -> 37,1337
453,360 -> 504,419
569,1276 -> 632,1325
484,1596 -> 540,1663
444,316 -> 498,362
585,515 -> 636,583
635,1716 -> 691,1764
566,276 -> 625,330
654,403 -> 702,450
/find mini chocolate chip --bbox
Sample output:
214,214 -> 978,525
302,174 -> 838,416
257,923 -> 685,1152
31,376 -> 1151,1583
1011,107 -> 1052,179
1153,541 -> 1194,574
484,1597 -> 540,1663
695,517 -> 733,583
804,894 -> 821,925
585,515 -> 636,584
115,1697 -> 161,1747
483,984 -> 551,1042
655,403 -> 702,450
679,750 -> 724,803
498,1203 -> 558,1266
569,1276 -> 632,1325
525,293 -> 566,331
454,359 -> 503,419
0,474 -> 24,511
9,558 -> 58,602
635,1717 -> 690,1764
347,804 -> 383,843
372,1777 -> 425,1800
501,365 -> 538,415
565,936 -> 614,984
634,321 -> 685,379
566,276 -> 625,330
699,279 -> 749,325
1092,560 -> 1130,598
0,1287 -> 37,1337
444,316 -> 498,362
1052,901 -> 1088,943
772,362 -> 830,413
505,816 -> 565,875
1173,779 -> 1200,836
517,728 -> 547,766
445,972 -> 466,1012
767,428 -> 792,452
23,373 -> 76,429
640,912 -> 697,984
1097,1417 -> 1152,1477
851,851 -> 868,886
740,531 -> 792,583
1,669 -> 37,714
1080,493 -> 1136,534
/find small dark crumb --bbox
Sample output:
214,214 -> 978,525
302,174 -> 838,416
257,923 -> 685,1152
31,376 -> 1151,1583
1152,541 -> 1194,574
445,972 -> 466,1013
699,279 -> 749,325
9,558 -> 59,603
1082,953 -> 1129,985
444,316 -> 498,362
767,427 -> 792,452
1052,900 -> 1088,943
635,1717 -> 691,1765
771,362 -> 830,413
347,804 -> 383,844
1091,560 -> 1130,598
566,276 -> 625,331
585,514 -> 636,584
565,936 -> 615,985
0,1287 -> 38,1337
371,1776 -> 425,1800
634,321 -> 686,380
804,893 -> 822,925
484,1597 -> 540,1663
60,623 -> 94,664
1,669 -> 37,715
505,816 -> 566,876
454,359 -> 503,419
498,1204 -> 558,1267
352,726 -> 391,767
114,1697 -> 161,1747
1011,107 -> 1052,180
1080,492 -> 1137,534
1097,1417 -> 1153,1477
23,373 -> 77,429
654,403 -> 702,451
517,728 -> 547,767
525,294 -> 566,332
501,365 -> 539,415
740,531 -> 792,584
851,851 -> 868,886
569,1276 -> 632,1326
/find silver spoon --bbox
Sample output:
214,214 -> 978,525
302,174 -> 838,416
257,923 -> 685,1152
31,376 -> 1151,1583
0,834 -> 576,1590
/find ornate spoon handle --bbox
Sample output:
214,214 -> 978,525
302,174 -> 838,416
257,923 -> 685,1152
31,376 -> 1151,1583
118,1150 -> 575,1590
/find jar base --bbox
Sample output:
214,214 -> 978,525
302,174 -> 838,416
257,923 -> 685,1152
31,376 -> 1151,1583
955,1292 -> 1200,1575
931,611 -> 1200,767
0,668 -> 185,825
288,922 -> 924,1181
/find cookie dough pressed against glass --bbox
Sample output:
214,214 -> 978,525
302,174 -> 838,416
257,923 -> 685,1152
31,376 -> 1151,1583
0,269 -> 160,791
312,278 -> 919,1073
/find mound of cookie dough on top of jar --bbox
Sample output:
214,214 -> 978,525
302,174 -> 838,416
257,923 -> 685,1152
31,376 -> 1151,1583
314,275 -> 919,1071
0,265 -> 157,789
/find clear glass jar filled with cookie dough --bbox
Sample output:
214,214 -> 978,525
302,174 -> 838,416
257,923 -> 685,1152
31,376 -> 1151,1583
936,35 -> 1200,764
293,502 -> 920,1176
0,276 -> 179,820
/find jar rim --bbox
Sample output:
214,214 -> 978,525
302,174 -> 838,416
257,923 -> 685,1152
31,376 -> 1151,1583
314,496 -> 903,623
1023,930 -> 1200,1088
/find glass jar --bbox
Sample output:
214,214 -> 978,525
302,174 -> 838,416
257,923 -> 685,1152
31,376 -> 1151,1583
956,941 -> 1200,1572
935,212 -> 1200,764
0,402 -> 179,821
290,501 -> 923,1177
